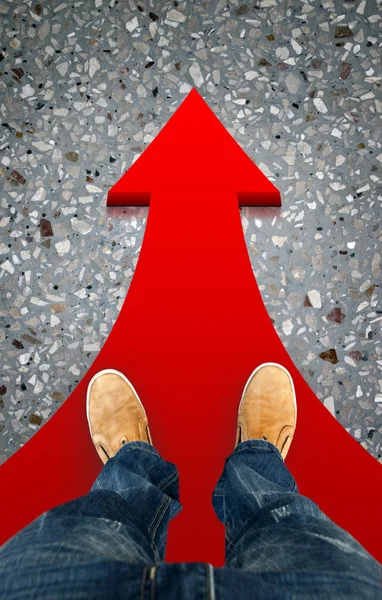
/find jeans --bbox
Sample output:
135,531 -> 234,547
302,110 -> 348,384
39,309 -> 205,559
0,440 -> 380,599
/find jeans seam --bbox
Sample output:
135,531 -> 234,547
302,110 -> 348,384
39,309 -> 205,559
150,496 -> 172,562
140,566 -> 148,600
205,563 -> 215,600
226,525 -> 236,552
148,496 -> 168,536
151,496 -> 171,539
158,471 -> 178,491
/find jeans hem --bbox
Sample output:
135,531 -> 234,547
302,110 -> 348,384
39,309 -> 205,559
233,439 -> 284,461
116,440 -> 159,457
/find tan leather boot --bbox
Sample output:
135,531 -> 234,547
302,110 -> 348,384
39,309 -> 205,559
235,363 -> 296,459
87,369 -> 152,464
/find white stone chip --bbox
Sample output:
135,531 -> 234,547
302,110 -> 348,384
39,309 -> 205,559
55,240 -> 71,255
307,289 -> 322,308
282,319 -> 294,336
313,97 -> 328,113
189,62 -> 204,87
291,38 -> 302,55
167,8 -> 187,22
56,61 -> 69,76
272,236 -> 287,247
285,73 -> 300,94
89,57 -> 100,78
71,218 -> 92,235
19,353 -> 31,365
126,17 -> 139,32
31,187 -> 46,202
180,82 -> 192,93
324,396 -> 335,415
84,342 -> 101,352
244,71 -> 258,81
356,0 -> 366,13
21,84 -> 35,98
32,140 -> 53,152
1,259 -> 14,274
86,184 -> 102,193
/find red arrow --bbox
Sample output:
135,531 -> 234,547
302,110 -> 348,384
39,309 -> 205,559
0,90 -> 381,566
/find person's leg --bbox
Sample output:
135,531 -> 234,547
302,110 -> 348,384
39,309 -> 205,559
212,363 -> 381,594
0,370 -> 182,599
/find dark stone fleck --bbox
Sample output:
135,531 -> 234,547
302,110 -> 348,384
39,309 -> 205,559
259,57 -> 272,67
311,59 -> 322,69
12,339 -> 24,349
335,25 -> 353,38
21,333 -> 41,345
10,170 -> 26,185
0,385 -> 6,396
149,12 -> 159,21
51,392 -> 66,402
235,5 -> 248,15
145,61 -> 155,68
64,151 -> 78,163
40,218 -> 53,237
340,62 -> 351,80
326,307 -> 345,324
331,87 -> 348,96
304,294 -> 312,307
349,350 -> 363,362
152,86 -> 158,97
319,349 -> 339,364
11,67 -> 24,78
29,413 -> 42,426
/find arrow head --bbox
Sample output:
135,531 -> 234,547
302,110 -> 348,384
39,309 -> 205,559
107,89 -> 281,207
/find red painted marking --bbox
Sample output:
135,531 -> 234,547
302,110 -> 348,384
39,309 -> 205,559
0,90 -> 381,566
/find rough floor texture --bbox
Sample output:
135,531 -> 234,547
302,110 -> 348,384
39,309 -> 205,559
0,0 -> 381,464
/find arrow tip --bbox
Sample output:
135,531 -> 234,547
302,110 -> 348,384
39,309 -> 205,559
107,91 -> 281,207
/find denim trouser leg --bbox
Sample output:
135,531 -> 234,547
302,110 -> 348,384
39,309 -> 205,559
89,441 -> 182,562
0,442 -> 182,599
212,439 -> 379,581
0,438 -> 380,599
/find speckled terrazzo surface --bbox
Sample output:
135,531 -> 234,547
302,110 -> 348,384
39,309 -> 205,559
0,0 -> 381,465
